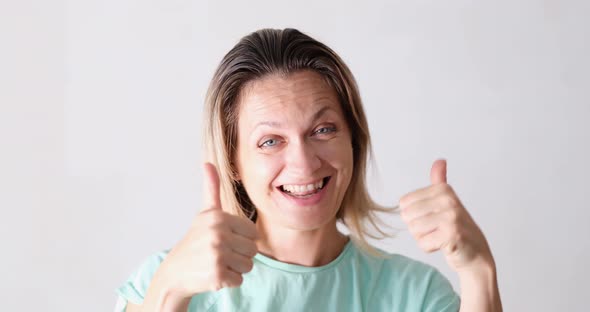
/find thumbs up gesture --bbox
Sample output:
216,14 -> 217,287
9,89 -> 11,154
154,163 -> 259,299
399,159 -> 494,272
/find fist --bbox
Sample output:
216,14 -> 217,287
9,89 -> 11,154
159,163 -> 259,298
399,159 -> 493,271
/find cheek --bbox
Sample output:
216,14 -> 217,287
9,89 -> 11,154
316,139 -> 353,170
240,152 -> 282,192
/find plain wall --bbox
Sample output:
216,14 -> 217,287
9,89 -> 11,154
1,0 -> 589,311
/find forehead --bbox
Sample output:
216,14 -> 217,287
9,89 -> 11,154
237,70 -> 341,125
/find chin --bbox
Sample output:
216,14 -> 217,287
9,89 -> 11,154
274,205 -> 339,232
254,175 -> 346,231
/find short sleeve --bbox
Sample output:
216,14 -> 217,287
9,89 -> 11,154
114,250 -> 170,312
421,268 -> 460,312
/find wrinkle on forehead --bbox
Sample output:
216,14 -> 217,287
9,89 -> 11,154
237,70 -> 340,128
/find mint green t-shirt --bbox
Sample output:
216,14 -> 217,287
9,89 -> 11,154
115,239 -> 460,311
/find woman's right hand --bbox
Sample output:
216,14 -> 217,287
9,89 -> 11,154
141,163 -> 259,309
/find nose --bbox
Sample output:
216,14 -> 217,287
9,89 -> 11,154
284,139 -> 322,177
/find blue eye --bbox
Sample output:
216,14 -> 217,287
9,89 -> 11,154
315,126 -> 336,135
260,138 -> 278,148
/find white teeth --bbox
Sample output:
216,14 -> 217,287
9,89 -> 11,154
282,178 -> 325,194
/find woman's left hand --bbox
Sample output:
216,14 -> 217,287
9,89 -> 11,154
399,159 -> 495,272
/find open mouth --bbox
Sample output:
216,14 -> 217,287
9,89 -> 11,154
278,176 -> 331,198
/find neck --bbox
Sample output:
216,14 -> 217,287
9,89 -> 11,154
255,218 -> 349,267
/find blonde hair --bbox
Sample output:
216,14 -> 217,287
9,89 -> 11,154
204,28 -> 396,256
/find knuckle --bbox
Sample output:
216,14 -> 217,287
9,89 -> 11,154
229,274 -> 243,288
249,247 -> 258,258
213,253 -> 226,267
445,209 -> 458,223
418,239 -> 433,253
399,195 -> 409,207
445,183 -> 455,193
446,194 -> 460,209
446,241 -> 459,253
418,239 -> 427,250
408,219 -> 419,233
243,249 -> 255,259
245,259 -> 254,272
209,231 -> 226,248
236,274 -> 244,285
441,195 -> 458,208
211,276 -> 226,292
399,209 -> 409,222
439,183 -> 452,193
407,220 -> 415,233
444,229 -> 459,246
454,230 -> 464,243
209,211 -> 225,224
443,222 -> 457,236
212,266 -> 226,283
212,283 -> 223,292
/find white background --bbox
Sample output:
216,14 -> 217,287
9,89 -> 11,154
1,0 -> 589,311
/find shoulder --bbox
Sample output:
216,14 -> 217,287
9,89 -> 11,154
350,242 -> 461,311
115,249 -> 222,312
350,241 -> 441,278
115,249 -> 171,307
126,249 -> 171,287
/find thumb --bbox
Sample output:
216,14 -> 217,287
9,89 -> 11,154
203,162 -> 222,210
430,158 -> 447,185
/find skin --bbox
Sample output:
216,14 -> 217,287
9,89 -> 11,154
400,159 -> 503,311
234,70 -> 352,266
127,70 -> 502,311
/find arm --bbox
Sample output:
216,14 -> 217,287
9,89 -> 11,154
458,259 -> 502,312
125,303 -> 141,312
140,270 -> 192,312
399,159 -> 503,312
119,163 -> 258,311
125,267 -> 192,312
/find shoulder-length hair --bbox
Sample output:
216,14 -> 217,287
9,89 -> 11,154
204,28 -> 395,255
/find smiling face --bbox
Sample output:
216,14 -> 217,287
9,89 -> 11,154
234,70 -> 354,232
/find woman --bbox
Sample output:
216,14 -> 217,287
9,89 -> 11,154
115,28 -> 502,311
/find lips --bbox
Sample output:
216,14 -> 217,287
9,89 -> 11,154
278,176 -> 331,197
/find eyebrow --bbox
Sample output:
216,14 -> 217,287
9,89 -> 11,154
253,105 -> 334,130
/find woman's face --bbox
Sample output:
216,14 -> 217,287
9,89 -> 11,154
235,70 -> 353,231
